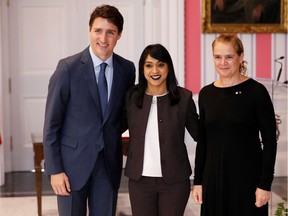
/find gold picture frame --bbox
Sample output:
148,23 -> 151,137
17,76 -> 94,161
202,0 -> 288,33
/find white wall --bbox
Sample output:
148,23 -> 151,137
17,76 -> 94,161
0,0 -> 5,186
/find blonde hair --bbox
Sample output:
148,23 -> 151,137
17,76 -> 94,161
212,34 -> 248,75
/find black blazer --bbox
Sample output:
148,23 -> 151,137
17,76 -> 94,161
124,87 -> 198,184
43,46 -> 135,190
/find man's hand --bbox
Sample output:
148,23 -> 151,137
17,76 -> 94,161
51,172 -> 71,196
251,5 -> 264,22
214,0 -> 224,11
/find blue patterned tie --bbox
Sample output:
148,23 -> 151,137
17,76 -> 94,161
98,62 -> 108,117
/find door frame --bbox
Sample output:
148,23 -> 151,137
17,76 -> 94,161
1,0 -> 13,175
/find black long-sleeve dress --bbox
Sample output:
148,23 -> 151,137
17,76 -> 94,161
194,78 -> 277,216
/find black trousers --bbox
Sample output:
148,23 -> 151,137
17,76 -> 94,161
129,176 -> 191,216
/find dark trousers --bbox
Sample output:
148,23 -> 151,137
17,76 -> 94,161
57,150 -> 118,216
129,176 -> 191,216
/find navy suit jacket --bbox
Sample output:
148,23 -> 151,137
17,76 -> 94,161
43,46 -> 135,190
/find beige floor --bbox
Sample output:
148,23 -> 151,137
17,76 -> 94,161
0,192 -> 284,216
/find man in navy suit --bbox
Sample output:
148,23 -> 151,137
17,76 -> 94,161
43,5 -> 135,216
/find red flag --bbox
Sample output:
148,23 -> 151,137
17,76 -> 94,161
0,134 -> 2,145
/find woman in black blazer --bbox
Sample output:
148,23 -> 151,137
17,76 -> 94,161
124,44 -> 199,216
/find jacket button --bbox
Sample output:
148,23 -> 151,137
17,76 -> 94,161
159,119 -> 163,123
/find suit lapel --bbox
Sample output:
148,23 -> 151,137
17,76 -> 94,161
81,47 -> 103,121
103,54 -> 122,123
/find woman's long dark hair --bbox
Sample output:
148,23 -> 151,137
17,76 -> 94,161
131,44 -> 180,108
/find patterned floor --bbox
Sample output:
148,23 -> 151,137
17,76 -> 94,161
0,172 -> 286,216
0,193 -> 201,216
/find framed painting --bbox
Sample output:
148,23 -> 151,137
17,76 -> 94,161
202,0 -> 288,33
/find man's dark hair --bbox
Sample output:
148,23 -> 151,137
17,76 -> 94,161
89,4 -> 124,33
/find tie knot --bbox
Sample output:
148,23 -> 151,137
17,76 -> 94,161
100,62 -> 107,72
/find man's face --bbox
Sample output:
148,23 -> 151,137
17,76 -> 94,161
89,17 -> 121,60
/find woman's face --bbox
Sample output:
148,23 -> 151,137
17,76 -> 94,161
144,54 -> 168,94
213,41 -> 243,79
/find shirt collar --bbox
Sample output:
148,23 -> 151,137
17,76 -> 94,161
89,45 -> 113,68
